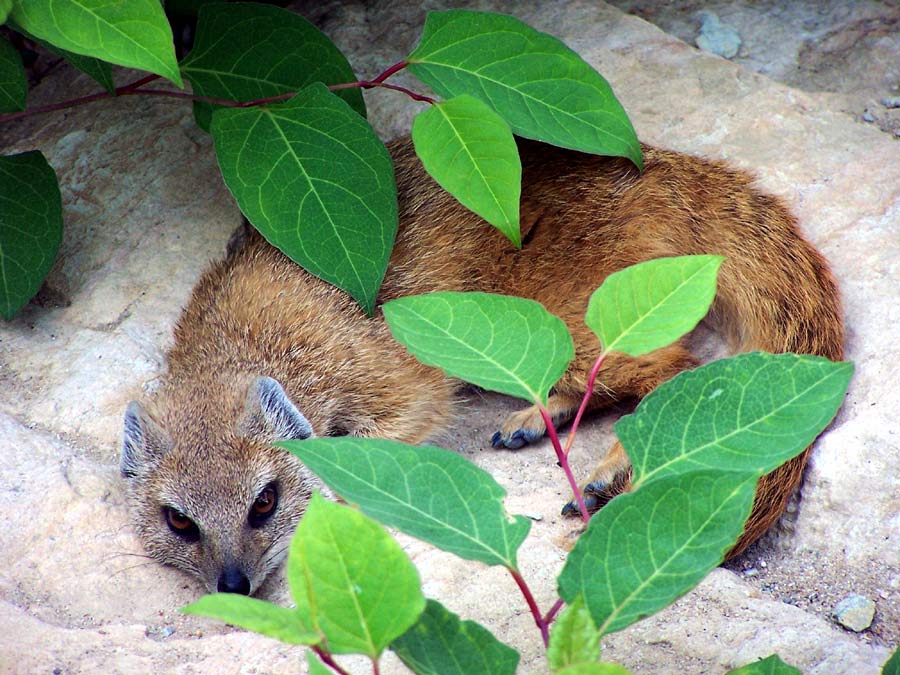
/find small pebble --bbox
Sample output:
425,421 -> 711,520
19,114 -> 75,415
742,567 -> 759,577
160,625 -> 176,638
862,110 -> 875,123
695,11 -> 742,59
524,512 -> 543,522
832,594 -> 876,632
882,97 -> 900,109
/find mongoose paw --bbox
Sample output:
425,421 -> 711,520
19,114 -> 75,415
490,405 -> 549,449
490,427 -> 544,449
561,480 -> 613,517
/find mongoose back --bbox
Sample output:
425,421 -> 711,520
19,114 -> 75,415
121,137 -> 844,595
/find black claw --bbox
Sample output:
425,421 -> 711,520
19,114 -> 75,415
584,480 -> 608,496
505,430 -> 527,449
490,431 -> 503,448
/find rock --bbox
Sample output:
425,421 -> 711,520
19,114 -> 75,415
882,97 -> 900,109
695,11 -> 742,59
833,594 -> 876,632
1,1 -> 898,673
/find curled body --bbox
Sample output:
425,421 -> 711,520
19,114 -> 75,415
121,137 -> 844,595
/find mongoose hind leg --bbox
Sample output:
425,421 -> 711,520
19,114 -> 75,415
561,441 -> 633,516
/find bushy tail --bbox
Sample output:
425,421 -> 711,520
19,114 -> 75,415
710,196 -> 844,557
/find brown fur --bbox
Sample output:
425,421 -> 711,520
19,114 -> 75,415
122,137 -> 843,593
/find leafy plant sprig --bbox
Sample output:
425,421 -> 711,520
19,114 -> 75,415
184,254 -> 852,674
1,3 -> 639,317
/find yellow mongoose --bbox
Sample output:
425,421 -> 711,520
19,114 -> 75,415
121,137 -> 844,595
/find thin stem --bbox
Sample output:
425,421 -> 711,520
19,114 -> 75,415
0,61 -> 434,125
370,60 -> 409,84
543,598 -> 565,625
312,646 -> 352,675
509,567 -> 550,647
538,406 -> 590,524
562,353 -> 607,455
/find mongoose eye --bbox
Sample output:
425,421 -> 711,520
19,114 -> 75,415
163,506 -> 200,542
249,483 -> 278,528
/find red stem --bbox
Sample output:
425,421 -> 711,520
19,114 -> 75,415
0,61 -> 431,125
312,646 -> 352,675
562,353 -> 606,455
543,598 -> 565,625
509,567 -> 550,647
538,406 -> 590,524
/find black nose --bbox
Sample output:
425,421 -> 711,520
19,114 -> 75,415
217,566 -> 251,595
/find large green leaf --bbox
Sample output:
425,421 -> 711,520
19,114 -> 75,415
407,10 -> 641,168
883,647 -> 900,675
412,94 -> 521,246
282,438 -> 530,569
586,256 -> 722,356
0,151 -> 63,320
382,292 -> 573,404
288,493 -> 425,658
557,470 -> 758,635
211,83 -> 396,315
0,0 -> 11,23
9,20 -> 115,94
391,599 -> 519,675
726,654 -> 802,675
547,595 -> 600,670
181,593 -> 319,645
181,2 -> 364,131
0,36 -> 25,112
617,352 -> 854,488
10,0 -> 182,86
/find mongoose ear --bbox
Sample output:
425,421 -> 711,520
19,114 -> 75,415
121,401 -> 173,478
240,376 -> 314,442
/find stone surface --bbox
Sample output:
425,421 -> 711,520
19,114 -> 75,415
1,1 -> 898,674
695,11 -> 742,58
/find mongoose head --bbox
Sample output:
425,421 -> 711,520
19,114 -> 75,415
121,376 -> 327,595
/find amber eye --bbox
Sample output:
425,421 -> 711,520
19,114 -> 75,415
163,506 -> 200,542
249,483 -> 278,528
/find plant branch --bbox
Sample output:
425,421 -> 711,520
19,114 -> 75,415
538,406 -> 590,524
509,567 -> 550,647
562,353 -> 607,455
0,60 -> 433,125
312,646 -> 352,675
544,598 -> 565,625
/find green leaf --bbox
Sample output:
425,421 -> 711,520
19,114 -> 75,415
547,595 -> 600,670
391,599 -> 519,675
726,654 -> 802,674
382,292 -> 573,404
551,665 -> 633,675
181,593 -> 319,645
883,647 -> 900,675
9,20 -> 115,94
407,10 -> 641,168
0,36 -> 25,111
305,651 -> 332,675
412,94 -> 521,246
617,352 -> 854,488
0,151 -> 63,320
10,0 -> 182,86
558,470 -> 758,635
0,0 -> 11,24
181,2 -> 364,132
282,437 -> 530,569
211,83 -> 396,315
586,256 -> 723,356
288,493 -> 425,658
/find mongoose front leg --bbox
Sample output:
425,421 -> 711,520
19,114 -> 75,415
490,392 -> 582,449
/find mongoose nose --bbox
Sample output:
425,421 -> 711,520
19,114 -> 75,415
217,566 -> 251,595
